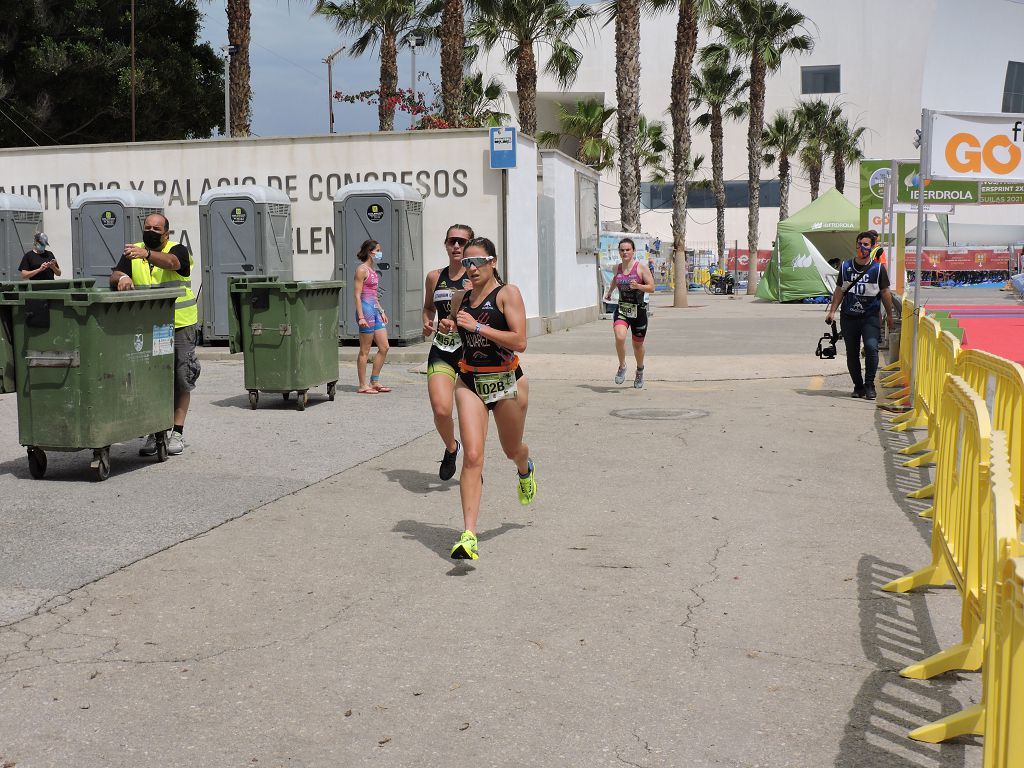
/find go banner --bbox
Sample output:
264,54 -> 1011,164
926,110 -> 1024,182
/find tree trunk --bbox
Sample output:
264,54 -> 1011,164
778,154 -> 790,221
711,105 -> 726,270
227,0 -> 251,136
379,32 -> 398,131
615,0 -> 642,232
440,0 -> 465,126
809,164 -> 820,200
670,0 -> 699,308
515,46 -> 538,137
745,55 -> 766,294
834,156 -> 846,194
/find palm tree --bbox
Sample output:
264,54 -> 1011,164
707,0 -> 813,294
825,115 -> 866,195
225,0 -> 251,136
794,98 -> 839,200
667,0 -> 718,308
537,99 -> 617,170
440,0 -> 466,126
602,0 -> 643,232
761,109 -> 801,220
315,0 -> 434,131
692,46 -> 747,269
468,0 -> 594,137
636,115 -> 671,182
460,72 -> 511,127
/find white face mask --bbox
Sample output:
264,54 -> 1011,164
373,250 -> 383,262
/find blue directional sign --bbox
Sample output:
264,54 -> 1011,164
489,126 -> 517,170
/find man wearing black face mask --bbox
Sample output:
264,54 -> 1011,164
19,232 -> 61,280
110,213 -> 200,456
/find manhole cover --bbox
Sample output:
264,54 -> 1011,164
609,408 -> 708,421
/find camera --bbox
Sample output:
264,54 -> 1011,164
816,320 -> 840,360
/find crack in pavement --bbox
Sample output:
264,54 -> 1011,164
679,538 -> 729,658
614,727 -> 654,768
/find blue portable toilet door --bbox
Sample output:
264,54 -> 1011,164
206,198 -> 259,339
341,194 -> 394,336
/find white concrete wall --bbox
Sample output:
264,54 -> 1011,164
540,151 -> 601,313
504,135 -> 540,318
476,0 -> 1024,248
0,129 -> 503,287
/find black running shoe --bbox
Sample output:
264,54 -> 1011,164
439,440 -> 460,481
864,385 -> 877,400
851,385 -> 866,398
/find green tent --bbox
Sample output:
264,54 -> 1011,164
757,188 -> 858,302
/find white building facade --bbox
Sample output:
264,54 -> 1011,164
475,0 -> 1024,253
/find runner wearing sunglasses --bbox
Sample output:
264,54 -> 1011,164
437,237 -> 536,561
422,224 -> 474,480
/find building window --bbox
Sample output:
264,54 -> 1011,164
1003,61 -> 1024,113
801,65 -> 840,95
642,181 -> 782,210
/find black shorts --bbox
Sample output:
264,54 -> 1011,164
613,304 -> 649,340
458,366 -> 524,411
426,344 -> 462,380
174,325 -> 201,394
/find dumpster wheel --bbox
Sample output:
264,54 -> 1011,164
282,391 -> 291,401
27,448 -> 47,480
327,382 -> 337,401
296,391 -> 309,411
248,391 -> 259,410
91,447 -> 111,481
155,431 -> 168,463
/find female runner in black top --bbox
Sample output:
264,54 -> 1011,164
422,224 -> 474,480
436,237 -> 536,561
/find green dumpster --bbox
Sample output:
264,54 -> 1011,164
228,276 -> 344,410
0,279 -> 183,480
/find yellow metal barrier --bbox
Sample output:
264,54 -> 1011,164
882,295 -> 916,385
882,375 -> 992,679
960,349 -> 1024,524
982,556 -> 1024,767
908,431 -> 1020,742
901,327 -> 961,466
889,312 -> 936,433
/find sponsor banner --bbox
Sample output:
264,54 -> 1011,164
859,159 -> 893,230
927,110 -> 1024,182
725,249 -> 772,271
979,182 -> 1024,204
905,247 -> 1013,271
895,161 -> 979,204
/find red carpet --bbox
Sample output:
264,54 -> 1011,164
954,317 -> 1024,363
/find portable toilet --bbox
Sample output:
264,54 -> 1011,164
198,185 -> 294,343
0,194 -> 44,282
71,190 -> 164,283
333,183 -> 423,342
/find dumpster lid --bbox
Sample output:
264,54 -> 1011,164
199,185 -> 292,207
229,277 -> 345,293
70,190 -> 164,210
0,194 -> 43,213
332,182 -> 423,204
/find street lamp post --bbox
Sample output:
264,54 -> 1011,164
409,34 -> 426,106
130,0 -> 136,142
220,45 -> 239,137
324,46 -> 347,134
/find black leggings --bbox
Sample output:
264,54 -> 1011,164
841,313 -> 880,388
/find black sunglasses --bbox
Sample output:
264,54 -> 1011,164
446,236 -> 468,247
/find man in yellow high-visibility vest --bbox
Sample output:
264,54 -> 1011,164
110,213 -> 200,456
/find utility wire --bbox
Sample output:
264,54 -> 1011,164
0,103 -> 41,146
0,98 -> 60,145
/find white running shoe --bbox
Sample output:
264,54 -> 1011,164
614,366 -> 627,385
167,431 -> 185,455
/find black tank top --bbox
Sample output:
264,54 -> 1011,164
458,284 -> 517,370
433,265 -> 470,318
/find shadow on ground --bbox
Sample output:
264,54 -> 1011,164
392,519 -> 527,574
381,467 -> 457,494
835,555 -> 975,767
0,444 -> 162,483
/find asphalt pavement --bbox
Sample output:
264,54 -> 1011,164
0,287 -> 998,767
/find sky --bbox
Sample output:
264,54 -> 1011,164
199,1 -> 441,137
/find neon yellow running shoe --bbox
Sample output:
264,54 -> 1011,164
517,459 -> 536,506
450,530 -> 479,560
